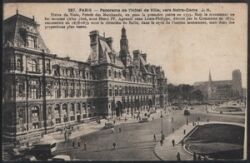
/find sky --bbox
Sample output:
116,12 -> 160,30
4,3 -> 248,88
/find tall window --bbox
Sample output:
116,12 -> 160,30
30,80 -> 38,99
27,59 -> 37,72
18,83 -> 25,97
76,103 -> 81,114
46,61 -> 50,74
55,104 -> 61,124
16,58 -> 22,71
109,70 -> 112,77
109,89 -> 112,96
82,88 -> 85,97
31,106 -> 39,129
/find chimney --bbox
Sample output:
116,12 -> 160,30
133,50 -> 140,60
141,53 -> 147,62
105,37 -> 113,49
156,66 -> 161,73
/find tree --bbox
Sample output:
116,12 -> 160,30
191,90 -> 204,101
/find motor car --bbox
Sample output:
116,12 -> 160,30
17,155 -> 37,161
51,155 -> 71,161
184,109 -> 190,116
29,138 -> 57,160
139,117 -> 149,123
103,122 -> 114,129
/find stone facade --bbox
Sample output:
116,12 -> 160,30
2,13 -> 168,145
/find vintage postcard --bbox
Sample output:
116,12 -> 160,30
2,3 -> 247,161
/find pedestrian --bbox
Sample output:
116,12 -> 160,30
172,139 -> 175,147
154,134 -> 156,141
111,128 -> 115,134
184,129 -> 186,135
192,121 -> 195,126
181,140 -> 184,146
119,127 -> 121,133
160,139 -> 163,146
64,131 -> 67,142
198,154 -> 201,160
113,142 -> 116,149
186,119 -> 189,125
176,152 -> 181,161
161,133 -> 165,141
193,152 -> 197,161
78,141 -> 81,147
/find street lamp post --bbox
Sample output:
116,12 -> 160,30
160,111 -> 163,133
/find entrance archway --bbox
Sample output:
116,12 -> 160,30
116,101 -> 122,117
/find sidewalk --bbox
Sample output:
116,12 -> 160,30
154,122 -> 195,161
154,121 -> 244,161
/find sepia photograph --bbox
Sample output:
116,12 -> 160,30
2,2 -> 248,161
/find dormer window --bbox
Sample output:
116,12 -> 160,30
27,36 -> 36,48
20,27 -> 38,49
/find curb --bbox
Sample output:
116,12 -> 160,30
153,147 -> 163,161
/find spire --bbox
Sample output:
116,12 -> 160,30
16,9 -> 19,15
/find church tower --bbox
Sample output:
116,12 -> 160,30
120,26 -> 130,67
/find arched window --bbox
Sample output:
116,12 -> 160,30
62,104 -> 68,114
70,103 -> 75,113
77,103 -> 81,114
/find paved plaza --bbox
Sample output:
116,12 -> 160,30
3,105 -> 245,160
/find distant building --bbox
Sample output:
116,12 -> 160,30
2,13 -> 168,145
193,70 -> 243,101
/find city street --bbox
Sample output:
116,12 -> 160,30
54,105 -> 245,161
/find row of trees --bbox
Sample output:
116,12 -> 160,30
167,84 -> 204,103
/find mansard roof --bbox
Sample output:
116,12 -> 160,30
3,13 -> 50,53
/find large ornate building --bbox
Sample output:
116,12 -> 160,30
2,12 -> 168,145
193,70 -> 243,101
